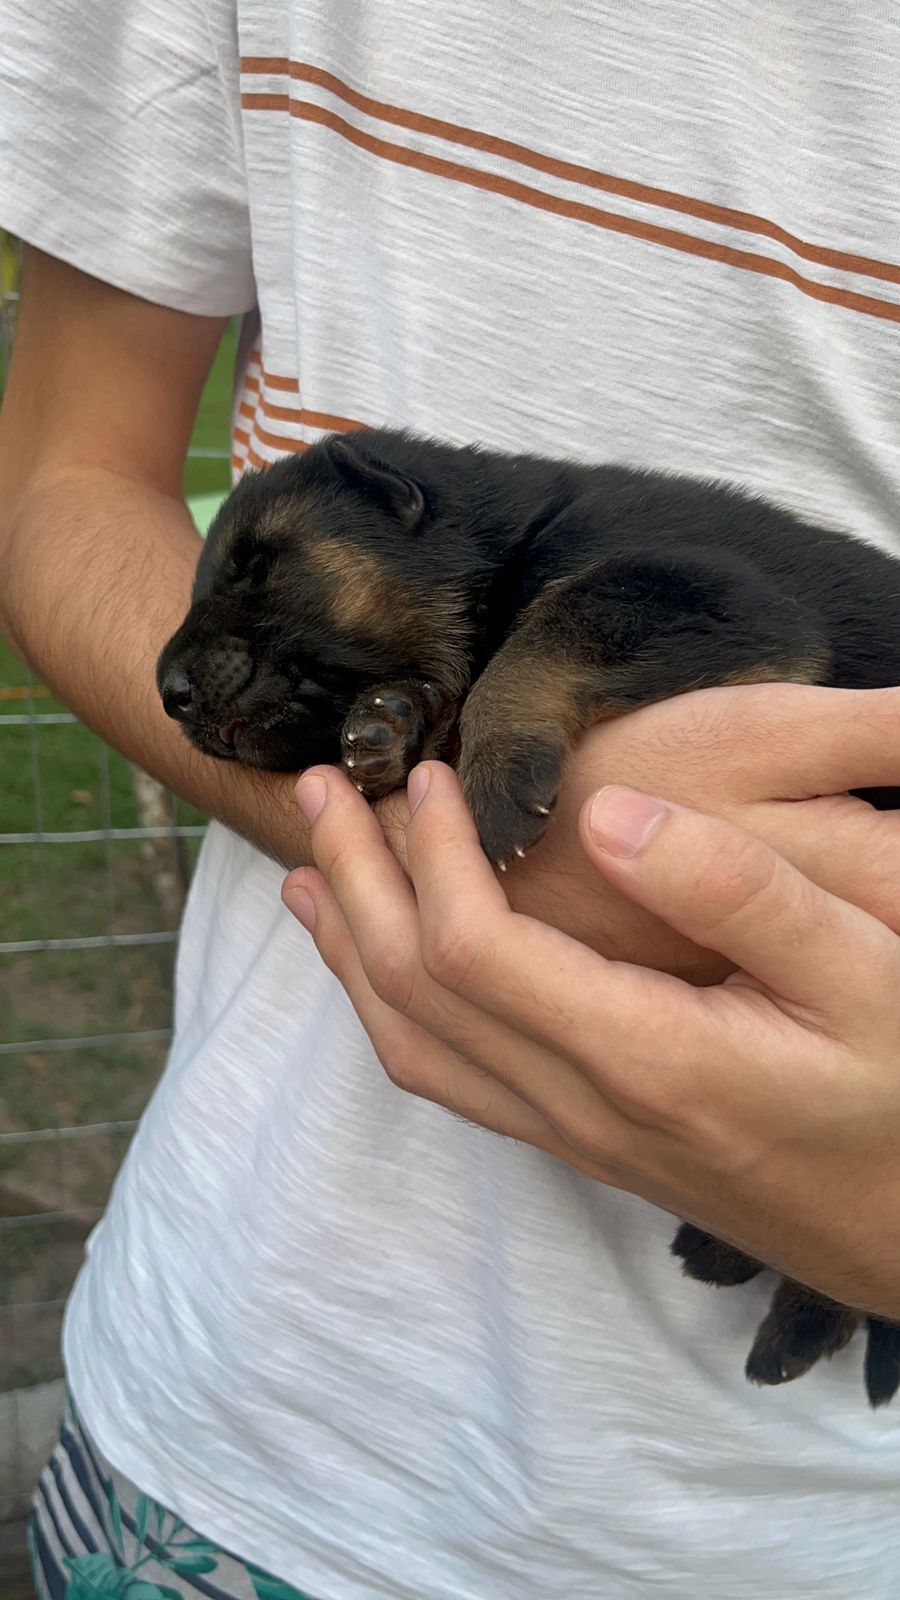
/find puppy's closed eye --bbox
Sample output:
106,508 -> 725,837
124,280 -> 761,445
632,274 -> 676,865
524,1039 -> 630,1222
295,677 -> 332,700
228,538 -> 281,586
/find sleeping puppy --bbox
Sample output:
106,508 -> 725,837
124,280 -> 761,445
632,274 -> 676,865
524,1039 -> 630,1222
158,428 -> 900,1408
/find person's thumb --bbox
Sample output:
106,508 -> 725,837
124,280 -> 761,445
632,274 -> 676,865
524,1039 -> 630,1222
578,785 -> 894,1020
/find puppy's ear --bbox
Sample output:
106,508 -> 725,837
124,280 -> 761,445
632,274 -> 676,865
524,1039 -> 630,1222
328,436 -> 426,530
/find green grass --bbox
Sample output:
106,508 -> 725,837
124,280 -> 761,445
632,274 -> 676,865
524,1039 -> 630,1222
183,322 -> 236,501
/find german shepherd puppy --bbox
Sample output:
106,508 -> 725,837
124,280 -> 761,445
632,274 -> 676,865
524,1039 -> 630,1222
158,428 -> 900,1408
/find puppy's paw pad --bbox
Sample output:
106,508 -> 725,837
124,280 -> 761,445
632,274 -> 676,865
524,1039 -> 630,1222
341,685 -> 428,798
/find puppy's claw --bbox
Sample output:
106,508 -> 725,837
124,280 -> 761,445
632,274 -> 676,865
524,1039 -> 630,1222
345,756 -> 357,769
345,730 -> 358,743
496,859 -> 508,872
514,846 -> 527,859
533,804 -> 551,816
373,696 -> 384,706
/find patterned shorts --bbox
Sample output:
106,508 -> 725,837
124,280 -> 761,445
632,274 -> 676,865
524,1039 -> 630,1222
29,1392 -> 317,1600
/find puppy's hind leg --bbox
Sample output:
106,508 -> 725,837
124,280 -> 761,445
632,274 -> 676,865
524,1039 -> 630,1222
457,548 -> 828,866
745,1278 -> 860,1389
864,1319 -> 900,1407
671,1222 -> 764,1287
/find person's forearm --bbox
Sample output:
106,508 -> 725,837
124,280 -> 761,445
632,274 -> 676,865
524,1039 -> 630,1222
1,466 -> 314,868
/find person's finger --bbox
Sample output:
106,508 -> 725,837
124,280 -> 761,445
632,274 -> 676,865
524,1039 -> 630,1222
673,682 -> 900,798
288,772 -> 633,1146
579,784 -> 898,1020
405,763 -> 891,1055
281,864 -> 611,1172
733,792 -> 900,934
772,685 -> 900,795
404,763 -> 717,1082
292,766 -> 424,1012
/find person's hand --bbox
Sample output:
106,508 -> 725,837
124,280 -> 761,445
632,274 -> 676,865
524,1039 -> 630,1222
381,682 -> 900,982
282,695 -> 900,1315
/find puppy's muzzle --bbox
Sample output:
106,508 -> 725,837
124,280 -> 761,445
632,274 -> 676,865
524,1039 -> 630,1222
159,638 -> 255,728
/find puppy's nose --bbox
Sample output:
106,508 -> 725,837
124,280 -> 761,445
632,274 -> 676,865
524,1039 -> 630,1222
161,668 -> 196,722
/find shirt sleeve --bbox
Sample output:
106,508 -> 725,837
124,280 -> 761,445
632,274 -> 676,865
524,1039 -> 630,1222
0,0 -> 255,315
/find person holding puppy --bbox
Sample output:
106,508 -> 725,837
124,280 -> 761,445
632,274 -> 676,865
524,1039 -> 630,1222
2,3 -> 900,1597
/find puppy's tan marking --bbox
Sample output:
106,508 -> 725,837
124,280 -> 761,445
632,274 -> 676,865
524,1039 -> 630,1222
307,536 -> 405,636
255,495 -> 312,541
305,535 -> 475,701
713,649 -> 829,688
460,653 -> 613,760
462,643 -> 830,771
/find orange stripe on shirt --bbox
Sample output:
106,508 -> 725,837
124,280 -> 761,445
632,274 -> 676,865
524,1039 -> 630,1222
239,57 -> 900,289
241,91 -> 900,326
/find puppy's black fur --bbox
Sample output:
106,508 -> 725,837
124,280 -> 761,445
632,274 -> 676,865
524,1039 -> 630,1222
158,428 -> 900,1407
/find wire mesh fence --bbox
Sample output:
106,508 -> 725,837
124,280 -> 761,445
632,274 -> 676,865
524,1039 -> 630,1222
0,233 -> 231,1542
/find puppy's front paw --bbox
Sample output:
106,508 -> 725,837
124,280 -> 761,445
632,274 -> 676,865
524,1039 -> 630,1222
342,682 -> 437,800
459,737 -> 563,868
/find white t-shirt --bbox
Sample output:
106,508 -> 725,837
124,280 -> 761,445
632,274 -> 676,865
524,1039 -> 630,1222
4,3 -> 900,1595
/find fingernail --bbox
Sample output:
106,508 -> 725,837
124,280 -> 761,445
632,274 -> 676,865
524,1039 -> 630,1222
407,764 -> 431,815
296,773 -> 327,824
285,884 -> 317,931
588,786 -> 669,857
